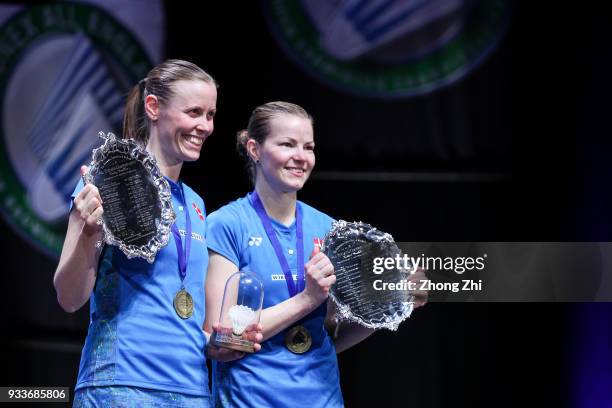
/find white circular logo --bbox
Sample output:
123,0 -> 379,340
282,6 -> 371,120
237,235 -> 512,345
264,0 -> 511,98
0,3 -> 152,257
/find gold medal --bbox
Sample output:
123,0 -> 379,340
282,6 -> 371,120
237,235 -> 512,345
174,288 -> 193,319
285,325 -> 312,354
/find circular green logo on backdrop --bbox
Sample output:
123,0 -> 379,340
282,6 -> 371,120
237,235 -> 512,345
264,0 -> 510,98
0,2 -> 151,257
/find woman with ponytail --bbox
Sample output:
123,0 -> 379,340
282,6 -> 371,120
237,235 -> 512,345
204,101 -> 427,407
53,60 -> 261,407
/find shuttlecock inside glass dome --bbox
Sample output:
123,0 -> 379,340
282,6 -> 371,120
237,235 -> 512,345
229,304 -> 256,336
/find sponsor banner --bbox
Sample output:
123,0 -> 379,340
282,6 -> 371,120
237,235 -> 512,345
264,0 -> 511,98
0,0 -> 163,257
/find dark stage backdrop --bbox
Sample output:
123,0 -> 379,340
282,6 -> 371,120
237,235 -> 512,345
1,1 -> 611,407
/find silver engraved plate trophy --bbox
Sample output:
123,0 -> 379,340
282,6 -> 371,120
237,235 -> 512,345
322,221 -> 414,331
211,271 -> 264,353
83,132 -> 175,263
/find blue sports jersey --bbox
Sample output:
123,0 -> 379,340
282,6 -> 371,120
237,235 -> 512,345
72,177 -> 210,399
73,385 -> 208,407
206,193 -> 344,407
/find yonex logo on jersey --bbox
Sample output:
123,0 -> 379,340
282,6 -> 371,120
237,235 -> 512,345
248,236 -> 263,247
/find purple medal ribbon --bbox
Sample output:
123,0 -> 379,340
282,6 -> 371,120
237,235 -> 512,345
171,185 -> 192,284
250,191 -> 304,297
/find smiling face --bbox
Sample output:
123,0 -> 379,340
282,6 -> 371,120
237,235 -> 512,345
251,114 -> 315,193
146,79 -> 217,165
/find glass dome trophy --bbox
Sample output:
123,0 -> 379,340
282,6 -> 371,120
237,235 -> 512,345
210,271 -> 264,353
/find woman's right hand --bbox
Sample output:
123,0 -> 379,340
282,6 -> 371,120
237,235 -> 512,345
302,247 -> 336,307
205,323 -> 263,362
53,166 -> 105,312
73,166 -> 104,236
